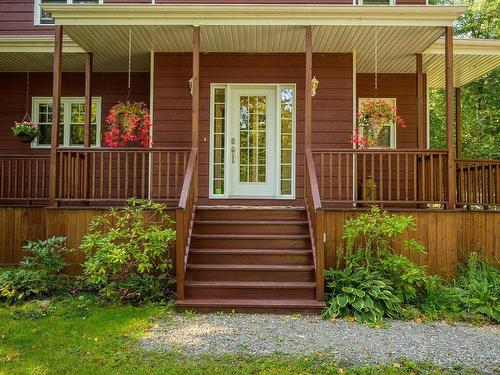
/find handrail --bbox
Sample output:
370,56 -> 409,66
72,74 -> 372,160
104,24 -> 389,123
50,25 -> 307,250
178,148 -> 198,209
305,148 -> 324,302
456,158 -> 499,207
305,148 -> 322,211
313,148 -> 448,154
56,146 -> 190,152
175,147 -> 198,301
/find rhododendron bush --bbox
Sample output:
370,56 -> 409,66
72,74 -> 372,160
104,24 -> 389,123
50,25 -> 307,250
104,101 -> 151,148
351,99 -> 406,148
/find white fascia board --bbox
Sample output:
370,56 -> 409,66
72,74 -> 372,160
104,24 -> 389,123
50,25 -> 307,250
0,36 -> 84,53
42,4 -> 466,27
424,38 -> 500,56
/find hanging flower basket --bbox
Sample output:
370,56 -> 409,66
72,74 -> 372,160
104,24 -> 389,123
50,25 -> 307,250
350,99 -> 406,149
12,121 -> 39,143
103,101 -> 151,148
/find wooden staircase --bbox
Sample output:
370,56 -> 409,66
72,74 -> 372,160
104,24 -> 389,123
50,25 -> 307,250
175,207 -> 325,314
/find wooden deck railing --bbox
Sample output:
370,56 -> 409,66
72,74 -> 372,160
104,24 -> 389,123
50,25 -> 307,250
175,148 -> 198,300
56,147 -> 190,204
456,159 -> 500,207
305,149 -> 324,302
0,155 -> 50,202
311,149 -> 449,206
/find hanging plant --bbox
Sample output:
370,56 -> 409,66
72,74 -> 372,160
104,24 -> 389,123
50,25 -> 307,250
103,101 -> 151,148
350,99 -> 406,149
12,120 -> 39,143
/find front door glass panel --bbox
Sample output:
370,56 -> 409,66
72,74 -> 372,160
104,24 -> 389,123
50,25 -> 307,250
239,95 -> 267,183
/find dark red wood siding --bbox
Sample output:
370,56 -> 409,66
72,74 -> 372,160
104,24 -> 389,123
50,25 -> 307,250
154,53 -> 354,203
0,72 -> 149,156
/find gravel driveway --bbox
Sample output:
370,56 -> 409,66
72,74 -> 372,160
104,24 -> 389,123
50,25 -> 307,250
141,314 -> 500,373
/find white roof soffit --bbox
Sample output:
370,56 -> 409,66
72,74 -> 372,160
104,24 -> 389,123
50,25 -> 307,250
424,38 -> 500,88
40,4 -> 466,73
43,4 -> 466,27
0,36 -> 86,72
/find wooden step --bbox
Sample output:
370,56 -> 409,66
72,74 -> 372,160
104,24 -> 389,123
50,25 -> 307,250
185,281 -> 316,300
188,248 -> 313,265
193,220 -> 309,235
175,298 -> 325,314
190,234 -> 311,249
185,264 -> 315,282
195,208 -> 307,222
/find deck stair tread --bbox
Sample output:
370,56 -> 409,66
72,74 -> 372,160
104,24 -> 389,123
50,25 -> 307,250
186,264 -> 314,271
185,281 -> 316,289
189,248 -> 312,254
191,234 -> 310,239
176,298 -> 325,308
194,220 -> 309,225
179,207 -> 320,314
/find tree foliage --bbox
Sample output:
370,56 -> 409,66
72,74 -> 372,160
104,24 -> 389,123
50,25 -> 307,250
428,0 -> 499,159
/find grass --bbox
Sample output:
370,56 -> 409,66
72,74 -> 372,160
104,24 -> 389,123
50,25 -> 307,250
0,298 -> 483,375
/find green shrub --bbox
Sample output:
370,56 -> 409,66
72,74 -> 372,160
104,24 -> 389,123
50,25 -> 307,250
0,269 -> 47,305
342,207 -> 426,271
377,254 -> 430,304
0,236 -> 70,305
416,275 -> 463,319
20,236 -> 69,275
323,266 -> 403,323
453,252 -> 500,322
81,199 -> 176,303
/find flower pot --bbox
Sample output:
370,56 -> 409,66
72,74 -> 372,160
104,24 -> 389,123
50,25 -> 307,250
16,133 -> 37,143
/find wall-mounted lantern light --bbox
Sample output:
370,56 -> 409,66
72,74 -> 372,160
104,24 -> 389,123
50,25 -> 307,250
311,76 -> 319,97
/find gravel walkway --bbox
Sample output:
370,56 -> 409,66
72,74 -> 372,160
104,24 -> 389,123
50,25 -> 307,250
141,314 -> 500,373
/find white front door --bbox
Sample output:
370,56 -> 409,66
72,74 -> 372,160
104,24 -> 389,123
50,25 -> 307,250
228,86 -> 277,197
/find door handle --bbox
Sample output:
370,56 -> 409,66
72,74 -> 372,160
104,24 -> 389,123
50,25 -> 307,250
231,145 -> 236,164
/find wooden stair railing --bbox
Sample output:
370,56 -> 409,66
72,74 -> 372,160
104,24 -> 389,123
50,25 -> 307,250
305,148 -> 324,302
175,147 -> 198,300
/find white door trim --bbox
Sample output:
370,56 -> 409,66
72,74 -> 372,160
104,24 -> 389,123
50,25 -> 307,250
209,83 -> 296,200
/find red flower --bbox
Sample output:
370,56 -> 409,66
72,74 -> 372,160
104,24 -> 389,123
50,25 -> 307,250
103,101 -> 151,148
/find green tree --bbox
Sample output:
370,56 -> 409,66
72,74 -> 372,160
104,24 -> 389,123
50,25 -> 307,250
428,0 -> 500,159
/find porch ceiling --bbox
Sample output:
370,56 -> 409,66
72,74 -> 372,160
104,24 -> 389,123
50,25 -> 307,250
39,3 -> 464,73
0,36 -> 86,72
423,38 -> 500,88
43,25 -> 446,74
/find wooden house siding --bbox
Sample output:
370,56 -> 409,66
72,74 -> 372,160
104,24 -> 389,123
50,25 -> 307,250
153,53 -> 424,203
0,72 -> 149,156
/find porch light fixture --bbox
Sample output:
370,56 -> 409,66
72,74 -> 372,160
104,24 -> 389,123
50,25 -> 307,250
188,78 -> 194,96
311,76 -> 319,97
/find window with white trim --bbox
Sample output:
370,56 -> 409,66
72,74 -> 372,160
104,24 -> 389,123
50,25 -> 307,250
357,0 -> 395,4
34,0 -> 102,25
32,97 -> 102,147
358,98 -> 397,149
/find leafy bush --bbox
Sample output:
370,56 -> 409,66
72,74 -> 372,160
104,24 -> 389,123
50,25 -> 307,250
81,199 -> 176,302
323,266 -> 402,323
20,236 -> 68,275
0,269 -> 47,305
453,252 -> 500,322
342,207 -> 425,271
377,254 -> 429,304
0,236 -> 70,305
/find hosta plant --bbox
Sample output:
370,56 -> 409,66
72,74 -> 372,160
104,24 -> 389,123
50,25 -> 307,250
103,101 -> 151,148
323,266 -> 403,324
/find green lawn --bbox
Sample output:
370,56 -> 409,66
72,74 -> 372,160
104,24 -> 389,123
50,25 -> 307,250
0,299 -> 477,375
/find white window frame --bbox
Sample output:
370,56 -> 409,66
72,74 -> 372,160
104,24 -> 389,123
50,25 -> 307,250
356,0 -> 395,5
31,96 -> 102,148
34,0 -> 103,26
208,83 -> 296,200
358,97 -> 397,149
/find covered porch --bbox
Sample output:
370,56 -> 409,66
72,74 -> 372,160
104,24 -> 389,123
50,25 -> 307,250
1,4 -> 498,211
